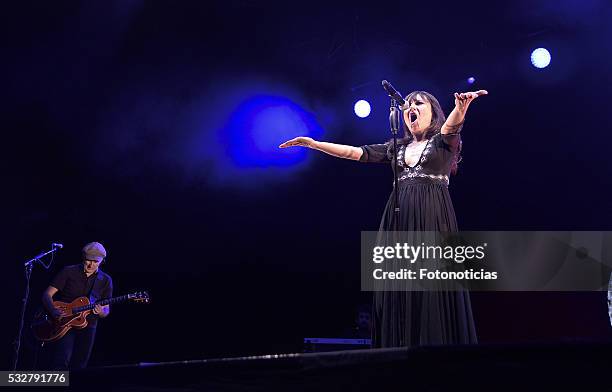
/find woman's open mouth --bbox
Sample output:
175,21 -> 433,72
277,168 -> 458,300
409,112 -> 418,124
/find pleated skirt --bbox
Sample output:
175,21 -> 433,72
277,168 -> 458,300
372,178 -> 477,348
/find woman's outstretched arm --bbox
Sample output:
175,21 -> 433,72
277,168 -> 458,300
279,137 -> 363,160
441,90 -> 488,134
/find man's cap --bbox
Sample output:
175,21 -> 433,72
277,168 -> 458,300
82,242 -> 107,262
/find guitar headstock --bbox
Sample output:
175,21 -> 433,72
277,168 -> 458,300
128,291 -> 150,304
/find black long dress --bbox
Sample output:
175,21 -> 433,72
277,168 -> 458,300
360,131 -> 477,348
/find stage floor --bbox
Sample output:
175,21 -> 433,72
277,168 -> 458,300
69,342 -> 612,391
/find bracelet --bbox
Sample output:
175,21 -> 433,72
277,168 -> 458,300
445,119 -> 464,129
446,118 -> 465,133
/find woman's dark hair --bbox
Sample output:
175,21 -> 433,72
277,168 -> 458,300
391,90 -> 462,174
400,91 -> 446,141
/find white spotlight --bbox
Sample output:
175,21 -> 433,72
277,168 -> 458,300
354,100 -> 371,118
531,48 -> 551,69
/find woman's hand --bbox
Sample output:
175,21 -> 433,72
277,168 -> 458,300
454,90 -> 488,112
280,138 -> 362,160
441,90 -> 488,134
279,137 -> 316,149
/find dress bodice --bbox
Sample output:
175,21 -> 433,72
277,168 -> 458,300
359,132 -> 461,186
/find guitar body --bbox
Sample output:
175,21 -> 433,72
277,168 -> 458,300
31,297 -> 92,342
31,291 -> 149,342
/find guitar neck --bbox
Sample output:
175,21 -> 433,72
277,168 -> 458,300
73,294 -> 132,313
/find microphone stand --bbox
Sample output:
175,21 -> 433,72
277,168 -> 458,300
388,98 -> 401,231
12,245 -> 61,371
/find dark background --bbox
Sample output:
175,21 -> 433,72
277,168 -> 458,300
3,0 -> 612,369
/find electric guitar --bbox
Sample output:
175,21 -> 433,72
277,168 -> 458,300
31,291 -> 149,342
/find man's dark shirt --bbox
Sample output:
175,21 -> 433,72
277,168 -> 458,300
50,264 -> 113,328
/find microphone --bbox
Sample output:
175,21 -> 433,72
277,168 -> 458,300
52,243 -> 64,249
382,80 -> 406,106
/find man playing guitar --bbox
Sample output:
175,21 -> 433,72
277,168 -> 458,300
41,241 -> 113,369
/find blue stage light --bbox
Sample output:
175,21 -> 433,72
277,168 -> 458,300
354,100 -> 371,118
467,77 -> 475,84
531,48 -> 551,69
223,95 -> 324,168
